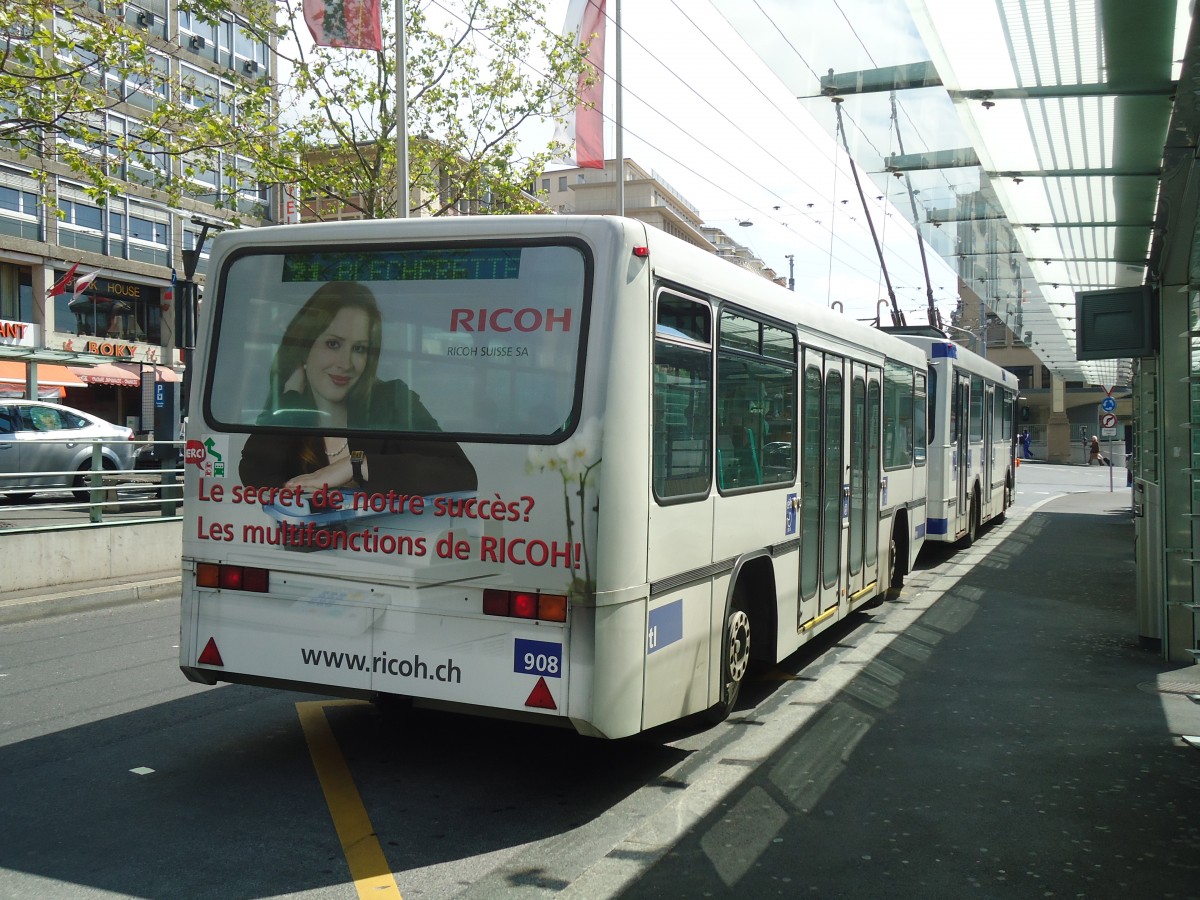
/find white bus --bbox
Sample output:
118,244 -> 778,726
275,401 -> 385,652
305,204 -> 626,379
179,216 -> 928,738
886,330 -> 1017,545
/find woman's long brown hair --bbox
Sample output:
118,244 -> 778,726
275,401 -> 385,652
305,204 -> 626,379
264,282 -> 383,472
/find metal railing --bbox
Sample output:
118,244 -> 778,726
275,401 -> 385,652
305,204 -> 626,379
0,438 -> 184,534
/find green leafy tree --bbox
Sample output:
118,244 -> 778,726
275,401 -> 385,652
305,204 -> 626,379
275,0 -> 589,219
0,0 -> 285,214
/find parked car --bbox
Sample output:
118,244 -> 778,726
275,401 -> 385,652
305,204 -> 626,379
0,400 -> 136,502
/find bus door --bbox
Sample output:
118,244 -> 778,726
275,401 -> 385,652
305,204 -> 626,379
955,372 -> 971,530
798,359 -> 822,629
819,354 -> 846,615
982,384 -> 995,508
865,367 -> 882,583
846,362 -> 880,599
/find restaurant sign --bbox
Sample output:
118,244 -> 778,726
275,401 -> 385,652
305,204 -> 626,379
0,318 -> 39,348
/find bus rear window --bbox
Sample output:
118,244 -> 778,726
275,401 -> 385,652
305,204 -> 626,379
205,244 -> 587,438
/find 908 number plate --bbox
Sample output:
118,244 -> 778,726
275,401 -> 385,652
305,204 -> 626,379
513,638 -> 562,678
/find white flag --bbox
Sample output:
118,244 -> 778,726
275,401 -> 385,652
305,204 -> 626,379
72,269 -> 102,299
553,0 -> 606,169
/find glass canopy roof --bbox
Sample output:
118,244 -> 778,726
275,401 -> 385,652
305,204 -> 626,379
710,0 -> 1191,387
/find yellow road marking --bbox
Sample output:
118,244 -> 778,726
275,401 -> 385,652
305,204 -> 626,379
297,700 -> 402,899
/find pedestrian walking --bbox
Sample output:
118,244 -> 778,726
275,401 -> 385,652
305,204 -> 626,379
1088,434 -> 1109,466
1021,428 -> 1032,459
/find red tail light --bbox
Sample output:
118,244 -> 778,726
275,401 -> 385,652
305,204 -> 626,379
242,567 -> 270,592
511,592 -> 538,619
195,562 -> 269,593
219,565 -> 245,590
482,589 -> 567,622
483,589 -> 509,616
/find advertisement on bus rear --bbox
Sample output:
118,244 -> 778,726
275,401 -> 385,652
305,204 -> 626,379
186,243 -> 600,602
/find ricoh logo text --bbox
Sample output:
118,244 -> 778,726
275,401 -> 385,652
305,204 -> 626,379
449,308 -> 572,333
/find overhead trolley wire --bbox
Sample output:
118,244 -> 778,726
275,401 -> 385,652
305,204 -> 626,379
423,0 -> 934,294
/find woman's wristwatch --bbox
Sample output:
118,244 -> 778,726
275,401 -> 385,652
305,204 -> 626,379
350,450 -> 365,488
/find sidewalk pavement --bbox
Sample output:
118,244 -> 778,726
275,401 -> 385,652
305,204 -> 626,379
0,571 -> 180,626
621,487 -> 1200,898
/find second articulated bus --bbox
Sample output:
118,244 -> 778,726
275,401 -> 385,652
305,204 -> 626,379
886,329 -> 1017,545
179,215 -> 931,738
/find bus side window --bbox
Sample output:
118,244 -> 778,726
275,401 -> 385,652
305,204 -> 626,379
716,311 -> 796,492
653,291 -> 712,500
914,372 -> 927,463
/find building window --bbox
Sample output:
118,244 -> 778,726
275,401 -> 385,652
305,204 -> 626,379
57,185 -> 105,254
107,49 -> 171,112
55,274 -> 162,345
985,316 -> 1007,347
0,167 -> 41,241
126,199 -> 170,266
0,263 -> 33,322
178,10 -> 219,61
558,176 -> 567,191
126,2 -> 167,39
1005,366 -> 1034,390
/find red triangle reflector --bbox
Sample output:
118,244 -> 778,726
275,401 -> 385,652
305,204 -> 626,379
524,676 -> 557,710
198,637 -> 224,667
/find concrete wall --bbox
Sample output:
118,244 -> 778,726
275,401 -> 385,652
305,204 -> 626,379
6,521 -> 181,594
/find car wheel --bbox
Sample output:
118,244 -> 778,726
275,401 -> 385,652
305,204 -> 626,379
73,458 -> 116,503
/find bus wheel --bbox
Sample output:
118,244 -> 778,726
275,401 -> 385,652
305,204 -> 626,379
867,531 -> 901,608
706,588 -> 751,723
885,529 -> 904,598
962,495 -> 980,547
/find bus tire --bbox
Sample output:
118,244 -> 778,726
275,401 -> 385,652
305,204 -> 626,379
885,527 -> 904,598
962,492 -> 980,547
706,586 -> 751,723
997,478 -> 1011,522
868,527 -> 903,608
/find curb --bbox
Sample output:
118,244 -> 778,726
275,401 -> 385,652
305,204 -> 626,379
0,575 -> 181,626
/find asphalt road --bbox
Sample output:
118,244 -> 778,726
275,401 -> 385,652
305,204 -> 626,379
1012,457 -> 1129,507
0,461 -> 1159,900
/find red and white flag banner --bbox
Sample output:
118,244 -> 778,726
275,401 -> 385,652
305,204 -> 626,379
553,0 -> 606,169
303,0 -> 383,52
73,269 -> 102,299
46,262 -> 79,298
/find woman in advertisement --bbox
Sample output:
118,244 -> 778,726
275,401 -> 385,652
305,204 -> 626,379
238,281 -> 477,495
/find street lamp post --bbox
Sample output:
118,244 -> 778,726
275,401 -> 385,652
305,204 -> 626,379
156,215 -> 224,512
177,215 -> 226,424
785,254 -> 795,291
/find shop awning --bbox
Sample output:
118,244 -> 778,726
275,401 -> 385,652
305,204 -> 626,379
0,360 -> 87,388
69,363 -> 181,387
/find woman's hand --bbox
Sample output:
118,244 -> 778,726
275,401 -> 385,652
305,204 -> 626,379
285,458 -> 353,492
